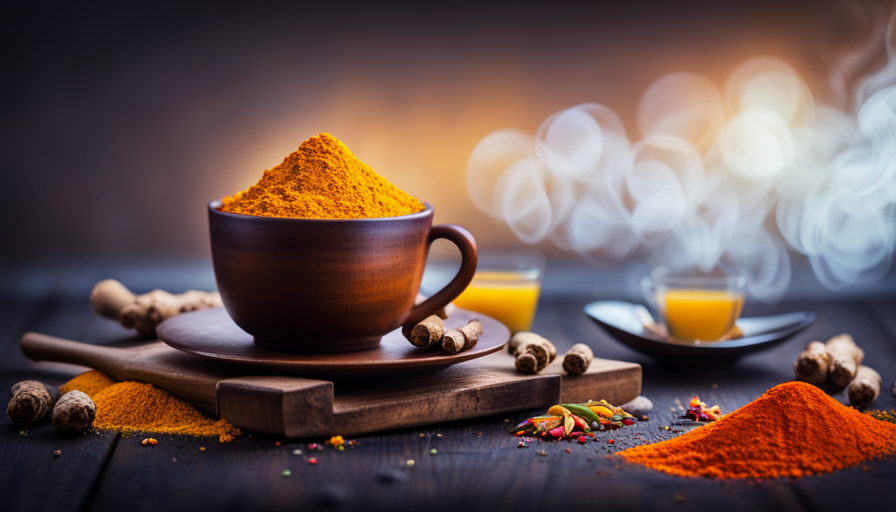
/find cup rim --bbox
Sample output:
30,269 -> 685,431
209,199 -> 433,222
650,265 -> 748,289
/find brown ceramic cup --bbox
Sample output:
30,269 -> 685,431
208,201 -> 477,353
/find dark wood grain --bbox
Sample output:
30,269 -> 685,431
19,329 -> 639,438
0,298 -> 120,512
2,275 -> 896,512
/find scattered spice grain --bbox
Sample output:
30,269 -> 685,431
618,381 -> 896,479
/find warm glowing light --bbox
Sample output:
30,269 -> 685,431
467,43 -> 896,297
719,109 -> 794,181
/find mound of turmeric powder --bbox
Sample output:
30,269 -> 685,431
59,370 -> 116,398
618,381 -> 896,479
61,371 -> 240,443
219,133 -> 424,219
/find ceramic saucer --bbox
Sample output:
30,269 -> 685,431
156,307 -> 509,375
584,301 -> 815,360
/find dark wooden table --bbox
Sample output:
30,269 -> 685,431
2,263 -> 895,511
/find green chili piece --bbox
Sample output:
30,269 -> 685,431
562,404 -> 602,425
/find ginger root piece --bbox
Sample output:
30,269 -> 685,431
509,332 -> 557,361
407,315 -> 445,349
848,365 -> 881,408
793,341 -> 831,386
515,353 -> 541,374
510,332 -> 557,374
826,334 -> 864,390
52,390 -> 96,433
7,381 -> 53,427
90,279 -> 136,319
90,280 -> 222,338
441,320 -> 483,354
562,343 -> 594,375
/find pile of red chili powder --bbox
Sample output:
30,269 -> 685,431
618,381 -> 896,479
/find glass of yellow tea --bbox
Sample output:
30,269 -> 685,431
452,251 -> 545,333
642,266 -> 747,342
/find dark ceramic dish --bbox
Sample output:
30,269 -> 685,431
157,307 -> 508,375
584,300 -> 815,360
208,201 -> 477,353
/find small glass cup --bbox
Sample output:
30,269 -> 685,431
641,266 -> 747,342
452,250 -> 546,333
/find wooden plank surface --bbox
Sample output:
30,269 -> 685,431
0,297 -> 119,512
19,333 -> 640,437
2,290 -> 896,511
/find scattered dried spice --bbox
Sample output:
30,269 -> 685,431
866,410 -> 896,424
618,382 -> 896,479
682,396 -> 722,422
511,400 -> 640,440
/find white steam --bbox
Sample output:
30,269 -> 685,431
467,32 -> 896,299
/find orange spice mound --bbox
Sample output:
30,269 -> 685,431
61,372 -> 240,443
59,370 -> 116,398
219,132 -> 424,219
92,382 -> 240,443
618,381 -> 896,479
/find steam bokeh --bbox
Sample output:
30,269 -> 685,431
466,17 -> 896,300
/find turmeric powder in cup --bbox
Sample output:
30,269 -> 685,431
210,133 -> 478,353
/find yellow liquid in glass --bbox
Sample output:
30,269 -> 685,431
453,271 -> 541,333
658,289 -> 744,341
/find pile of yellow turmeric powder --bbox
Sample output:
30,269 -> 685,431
220,132 -> 424,219
60,370 -> 240,443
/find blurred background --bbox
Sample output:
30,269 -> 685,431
2,0 -> 894,298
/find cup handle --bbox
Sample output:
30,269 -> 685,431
406,224 -> 478,327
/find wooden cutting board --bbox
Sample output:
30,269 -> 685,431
20,332 -> 641,438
